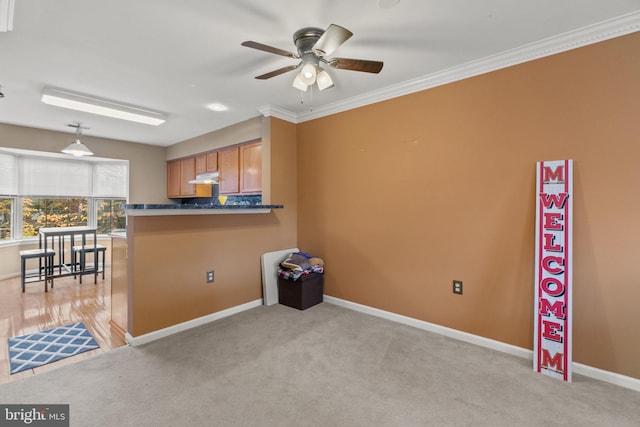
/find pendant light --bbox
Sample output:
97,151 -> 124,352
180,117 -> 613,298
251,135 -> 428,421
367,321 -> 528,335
61,123 -> 93,157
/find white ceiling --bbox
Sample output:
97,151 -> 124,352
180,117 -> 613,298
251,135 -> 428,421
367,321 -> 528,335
0,0 -> 639,147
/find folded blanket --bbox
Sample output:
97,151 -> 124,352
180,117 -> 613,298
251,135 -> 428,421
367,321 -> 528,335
278,252 -> 324,281
278,265 -> 324,281
280,253 -> 311,272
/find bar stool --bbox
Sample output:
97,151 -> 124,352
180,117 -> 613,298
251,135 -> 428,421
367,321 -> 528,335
72,244 -> 106,284
19,248 -> 55,292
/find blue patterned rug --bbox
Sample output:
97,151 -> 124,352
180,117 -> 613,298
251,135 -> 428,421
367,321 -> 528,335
8,322 -> 100,374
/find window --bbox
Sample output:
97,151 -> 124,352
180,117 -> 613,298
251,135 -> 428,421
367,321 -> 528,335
0,198 -> 11,241
0,148 -> 128,241
96,199 -> 126,234
22,198 -> 88,237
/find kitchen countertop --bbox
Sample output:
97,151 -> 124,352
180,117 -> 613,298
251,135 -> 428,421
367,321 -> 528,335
122,203 -> 283,216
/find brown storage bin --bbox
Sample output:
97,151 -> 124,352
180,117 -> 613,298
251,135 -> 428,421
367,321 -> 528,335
277,273 -> 323,310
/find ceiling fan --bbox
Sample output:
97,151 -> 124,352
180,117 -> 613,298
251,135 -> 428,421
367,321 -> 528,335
241,24 -> 383,92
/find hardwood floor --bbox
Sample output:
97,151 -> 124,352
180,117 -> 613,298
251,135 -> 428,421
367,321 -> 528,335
0,269 -> 126,384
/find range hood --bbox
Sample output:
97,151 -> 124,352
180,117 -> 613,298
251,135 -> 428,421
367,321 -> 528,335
188,172 -> 219,184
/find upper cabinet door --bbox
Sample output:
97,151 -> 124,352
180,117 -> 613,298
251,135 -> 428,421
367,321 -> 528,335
218,147 -> 239,194
179,157 -> 197,196
240,142 -> 262,194
167,160 -> 182,198
195,154 -> 207,175
206,152 -> 218,172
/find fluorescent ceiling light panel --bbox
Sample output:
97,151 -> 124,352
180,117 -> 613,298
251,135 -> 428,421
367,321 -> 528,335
41,88 -> 167,126
0,0 -> 14,32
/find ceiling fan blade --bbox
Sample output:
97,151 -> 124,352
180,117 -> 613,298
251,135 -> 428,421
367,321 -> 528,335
329,58 -> 384,74
241,41 -> 298,58
255,65 -> 299,80
312,24 -> 353,56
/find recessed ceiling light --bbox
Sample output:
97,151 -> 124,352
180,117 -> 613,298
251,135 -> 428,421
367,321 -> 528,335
207,103 -> 227,112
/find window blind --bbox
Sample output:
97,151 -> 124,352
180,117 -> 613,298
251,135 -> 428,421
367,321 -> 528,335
20,157 -> 92,197
93,163 -> 127,197
1,149 -> 128,198
0,153 -> 18,195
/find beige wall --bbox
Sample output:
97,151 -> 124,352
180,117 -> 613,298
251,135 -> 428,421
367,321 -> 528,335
0,123 -> 168,204
296,33 -> 640,379
0,123 -> 168,278
166,116 -> 262,160
127,116 -> 297,335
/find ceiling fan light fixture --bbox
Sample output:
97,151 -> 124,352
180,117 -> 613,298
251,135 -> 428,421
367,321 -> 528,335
292,73 -> 308,91
299,63 -> 317,85
316,69 -> 334,91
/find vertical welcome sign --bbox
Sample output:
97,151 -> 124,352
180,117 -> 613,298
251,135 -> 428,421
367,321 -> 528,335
533,159 -> 573,382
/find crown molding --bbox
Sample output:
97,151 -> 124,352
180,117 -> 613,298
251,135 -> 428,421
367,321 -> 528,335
258,104 -> 298,123
264,11 -> 640,125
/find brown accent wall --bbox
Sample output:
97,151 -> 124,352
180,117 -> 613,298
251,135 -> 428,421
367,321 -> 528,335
128,117 -> 296,335
296,33 -> 640,379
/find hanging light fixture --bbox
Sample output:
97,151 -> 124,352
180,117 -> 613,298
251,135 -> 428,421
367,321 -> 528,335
61,123 -> 93,157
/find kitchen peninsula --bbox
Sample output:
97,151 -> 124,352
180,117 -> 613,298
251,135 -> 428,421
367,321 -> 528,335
114,202 -> 288,346
123,203 -> 284,216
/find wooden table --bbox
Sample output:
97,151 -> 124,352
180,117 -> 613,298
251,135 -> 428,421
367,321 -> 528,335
39,226 -> 98,283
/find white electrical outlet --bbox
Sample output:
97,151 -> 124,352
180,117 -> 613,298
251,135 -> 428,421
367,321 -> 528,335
453,280 -> 463,295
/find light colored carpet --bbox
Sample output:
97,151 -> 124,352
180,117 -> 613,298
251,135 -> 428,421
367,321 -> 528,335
1,303 -> 638,426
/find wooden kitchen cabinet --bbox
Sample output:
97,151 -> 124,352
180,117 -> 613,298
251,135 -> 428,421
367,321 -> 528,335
218,146 -> 239,194
195,154 -> 206,174
167,157 -> 212,198
196,152 -> 218,175
240,141 -> 262,194
167,160 -> 182,198
206,152 -> 218,172
169,141 -> 258,198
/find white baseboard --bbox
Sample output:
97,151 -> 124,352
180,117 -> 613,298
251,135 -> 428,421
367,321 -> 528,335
125,299 -> 263,347
0,272 -> 20,281
324,295 -> 640,393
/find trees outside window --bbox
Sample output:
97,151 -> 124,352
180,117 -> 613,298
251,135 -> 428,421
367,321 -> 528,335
0,198 -> 11,241
22,198 -> 88,237
0,149 -> 128,241
97,199 -> 126,233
